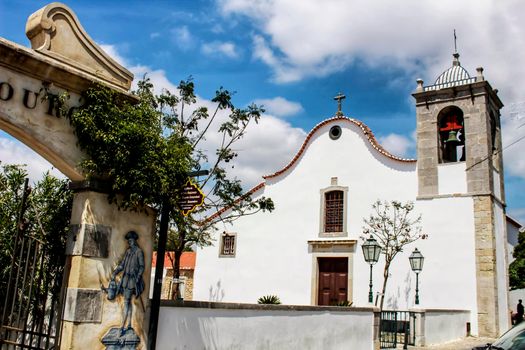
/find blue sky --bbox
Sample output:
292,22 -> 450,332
1,0 -> 524,222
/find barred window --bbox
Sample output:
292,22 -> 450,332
220,233 -> 236,257
324,191 -> 344,232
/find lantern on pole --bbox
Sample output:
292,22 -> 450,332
409,248 -> 424,305
362,235 -> 381,303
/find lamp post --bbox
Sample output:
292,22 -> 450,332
362,235 -> 381,303
409,248 -> 424,305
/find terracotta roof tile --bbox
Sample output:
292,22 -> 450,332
152,251 -> 196,270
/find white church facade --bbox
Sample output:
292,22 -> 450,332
193,53 -> 515,337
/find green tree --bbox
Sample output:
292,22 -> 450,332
362,200 -> 423,311
509,229 -> 525,290
69,78 -> 274,298
0,162 -> 72,308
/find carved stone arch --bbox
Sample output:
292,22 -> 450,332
437,105 -> 465,163
0,2 -> 134,180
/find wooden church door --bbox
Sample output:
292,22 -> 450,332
317,257 -> 348,305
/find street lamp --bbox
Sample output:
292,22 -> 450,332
362,235 -> 381,303
409,248 -> 424,305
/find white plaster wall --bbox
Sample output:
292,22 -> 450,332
423,310 -> 470,345
507,220 -> 520,264
380,197 -> 479,333
494,202 -> 511,334
157,305 -> 376,350
493,169 -> 502,201
509,289 -> 525,314
194,121 -> 417,305
193,119 -> 481,334
438,163 -> 467,195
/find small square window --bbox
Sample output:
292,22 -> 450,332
220,232 -> 236,257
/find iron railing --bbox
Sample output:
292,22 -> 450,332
380,310 -> 416,349
0,179 -> 65,350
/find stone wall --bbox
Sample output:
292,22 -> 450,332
162,269 -> 194,300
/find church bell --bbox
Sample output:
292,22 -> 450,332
445,130 -> 459,144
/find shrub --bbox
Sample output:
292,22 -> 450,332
257,295 -> 281,304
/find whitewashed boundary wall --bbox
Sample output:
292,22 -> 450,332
412,309 -> 470,346
158,301 -> 380,350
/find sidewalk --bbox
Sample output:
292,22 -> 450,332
409,337 -> 496,350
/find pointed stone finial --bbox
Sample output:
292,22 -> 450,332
452,52 -> 461,67
416,79 -> 424,92
334,92 -> 346,116
476,67 -> 484,81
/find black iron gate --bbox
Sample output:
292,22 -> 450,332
380,310 -> 416,349
0,179 -> 66,349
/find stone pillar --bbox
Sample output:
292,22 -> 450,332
416,103 -> 439,197
373,310 -> 381,350
473,195 -> 499,337
60,185 -> 155,350
411,310 -> 426,347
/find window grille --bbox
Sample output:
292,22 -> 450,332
221,234 -> 236,256
324,191 -> 344,232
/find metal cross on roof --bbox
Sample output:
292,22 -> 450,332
334,92 -> 346,116
454,29 -> 458,53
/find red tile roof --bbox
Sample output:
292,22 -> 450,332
152,251 -> 196,270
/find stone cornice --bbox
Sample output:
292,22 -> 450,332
0,38 -> 134,98
416,192 -> 506,207
412,80 -> 503,109
161,300 -> 379,313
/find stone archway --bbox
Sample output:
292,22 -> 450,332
0,4 -> 154,349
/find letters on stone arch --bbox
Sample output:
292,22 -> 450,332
0,2 -> 133,180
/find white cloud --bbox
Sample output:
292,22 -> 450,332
201,41 -> 240,59
171,26 -> 195,50
378,133 -> 415,158
0,132 -> 65,183
130,65 -> 178,93
253,97 -> 303,118
95,46 -> 306,189
99,44 -> 129,67
219,0 -> 525,104
186,97 -> 306,189
501,113 -> 525,180
231,116 -> 306,187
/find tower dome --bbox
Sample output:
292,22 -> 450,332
424,53 -> 476,91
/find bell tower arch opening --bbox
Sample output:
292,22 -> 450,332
437,106 -> 465,163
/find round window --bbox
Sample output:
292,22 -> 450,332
329,125 -> 342,140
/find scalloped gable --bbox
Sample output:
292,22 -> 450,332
263,116 -> 416,180
203,116 -> 415,223
25,2 -> 133,91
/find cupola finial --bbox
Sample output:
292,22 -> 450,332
452,29 -> 461,66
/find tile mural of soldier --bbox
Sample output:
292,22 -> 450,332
111,230 -> 145,335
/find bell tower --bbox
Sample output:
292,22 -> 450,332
412,53 -> 508,337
